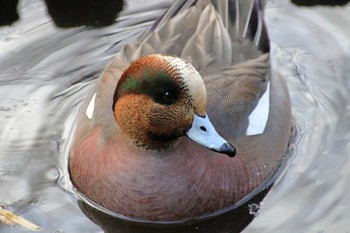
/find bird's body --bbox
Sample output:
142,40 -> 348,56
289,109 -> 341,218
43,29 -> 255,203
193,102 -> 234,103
69,0 -> 291,222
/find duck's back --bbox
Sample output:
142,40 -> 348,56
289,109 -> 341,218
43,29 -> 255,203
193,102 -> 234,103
92,0 -> 271,137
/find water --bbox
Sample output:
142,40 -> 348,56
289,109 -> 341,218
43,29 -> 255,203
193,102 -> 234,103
0,0 -> 350,232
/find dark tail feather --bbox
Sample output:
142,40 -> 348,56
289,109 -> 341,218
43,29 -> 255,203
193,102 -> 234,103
147,0 -> 269,53
226,0 -> 269,53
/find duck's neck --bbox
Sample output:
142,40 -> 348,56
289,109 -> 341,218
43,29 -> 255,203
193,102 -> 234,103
114,94 -> 190,152
124,127 -> 181,151
147,132 -> 182,150
114,101 -> 182,151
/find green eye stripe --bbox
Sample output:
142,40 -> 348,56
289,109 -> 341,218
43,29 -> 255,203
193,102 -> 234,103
120,77 -> 139,91
116,67 -> 180,106
121,69 -> 178,94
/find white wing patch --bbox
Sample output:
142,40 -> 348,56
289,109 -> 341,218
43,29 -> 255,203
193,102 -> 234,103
246,83 -> 270,136
86,93 -> 96,120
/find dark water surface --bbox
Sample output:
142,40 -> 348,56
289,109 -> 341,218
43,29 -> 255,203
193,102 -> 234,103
0,0 -> 350,232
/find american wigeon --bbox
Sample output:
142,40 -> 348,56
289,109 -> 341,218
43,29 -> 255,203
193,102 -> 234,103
69,0 -> 291,223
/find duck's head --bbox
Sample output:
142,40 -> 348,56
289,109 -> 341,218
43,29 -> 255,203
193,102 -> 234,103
113,54 -> 235,157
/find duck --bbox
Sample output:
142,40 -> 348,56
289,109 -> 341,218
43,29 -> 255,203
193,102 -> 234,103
69,0 -> 291,223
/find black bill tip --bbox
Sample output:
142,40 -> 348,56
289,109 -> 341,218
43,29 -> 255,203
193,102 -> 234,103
210,143 -> 236,157
221,142 -> 236,157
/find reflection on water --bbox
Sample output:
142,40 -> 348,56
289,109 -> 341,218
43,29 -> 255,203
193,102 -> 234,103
291,0 -> 350,6
0,0 -> 124,27
76,190 -> 270,233
44,0 -> 124,27
0,0 -> 350,232
0,0 -> 19,26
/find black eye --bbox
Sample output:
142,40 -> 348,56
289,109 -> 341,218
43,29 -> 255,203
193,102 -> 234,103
162,91 -> 176,104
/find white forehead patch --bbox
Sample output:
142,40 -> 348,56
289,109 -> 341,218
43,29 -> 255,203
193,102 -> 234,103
156,54 -> 206,115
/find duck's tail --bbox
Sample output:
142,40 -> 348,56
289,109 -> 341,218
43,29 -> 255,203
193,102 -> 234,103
149,0 -> 269,54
